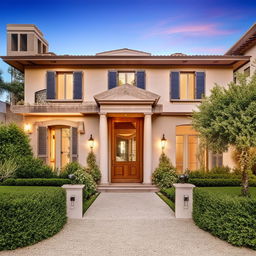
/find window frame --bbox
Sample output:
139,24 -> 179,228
117,71 -> 136,86
179,72 -> 196,100
56,72 -> 74,100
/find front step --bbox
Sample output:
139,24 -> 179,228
97,184 -> 159,193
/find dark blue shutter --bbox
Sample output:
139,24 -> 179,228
71,127 -> 78,162
196,72 -> 205,99
38,126 -> 47,162
46,71 -> 56,99
136,71 -> 145,89
170,72 -> 180,99
73,72 -> 83,99
108,71 -> 117,89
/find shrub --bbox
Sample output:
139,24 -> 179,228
1,178 -> 71,186
15,156 -> 54,178
0,187 -> 66,250
210,166 -> 231,174
189,178 -> 256,187
60,162 -> 83,178
0,159 -> 18,181
85,151 -> 101,183
73,169 -> 97,199
193,188 -> 256,249
152,153 -> 177,189
161,187 -> 175,203
0,124 -> 32,162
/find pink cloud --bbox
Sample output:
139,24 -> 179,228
148,23 -> 236,37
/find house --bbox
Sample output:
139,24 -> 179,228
0,100 -> 22,125
1,24 -> 255,185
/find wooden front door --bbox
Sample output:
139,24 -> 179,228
110,118 -> 143,183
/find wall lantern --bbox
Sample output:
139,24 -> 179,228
161,134 -> 167,151
88,134 -> 95,151
24,123 -> 32,134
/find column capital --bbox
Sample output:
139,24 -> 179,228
144,112 -> 153,116
99,112 -> 107,116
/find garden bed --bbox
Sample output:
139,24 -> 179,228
0,186 -> 66,251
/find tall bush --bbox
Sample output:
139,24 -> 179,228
85,151 -> 101,183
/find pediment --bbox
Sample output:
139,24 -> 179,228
96,48 -> 151,56
94,84 -> 160,105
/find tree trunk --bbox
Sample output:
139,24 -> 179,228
240,150 -> 249,197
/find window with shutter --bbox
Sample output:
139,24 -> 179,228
46,71 -> 56,99
170,72 -> 180,99
196,72 -> 205,99
38,126 -> 47,162
108,71 -> 117,89
136,71 -> 145,89
73,72 -> 83,99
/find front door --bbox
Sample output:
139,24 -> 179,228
110,118 -> 143,183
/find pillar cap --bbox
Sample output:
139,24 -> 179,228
62,184 -> 85,189
173,183 -> 195,188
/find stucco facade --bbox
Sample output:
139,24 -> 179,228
2,23 -> 256,184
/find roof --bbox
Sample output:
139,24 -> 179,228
225,23 -> 256,55
96,48 -> 151,56
1,54 -> 250,72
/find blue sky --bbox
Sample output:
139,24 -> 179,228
0,0 -> 256,83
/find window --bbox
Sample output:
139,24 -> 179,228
211,153 -> 223,168
38,40 -> 42,54
43,44 -> 46,54
20,34 -> 27,51
176,125 -> 201,172
180,72 -> 195,100
118,72 -> 135,86
244,67 -> 250,77
56,73 -> 73,100
11,34 -> 18,51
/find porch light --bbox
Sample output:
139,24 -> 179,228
161,134 -> 167,150
88,134 -> 95,150
24,123 -> 32,134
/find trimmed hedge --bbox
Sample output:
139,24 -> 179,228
188,172 -> 256,180
0,187 -> 67,250
193,188 -> 256,250
1,178 -> 71,186
189,178 -> 256,187
161,187 -> 175,203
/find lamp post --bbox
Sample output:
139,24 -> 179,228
161,134 -> 167,153
88,134 -> 94,152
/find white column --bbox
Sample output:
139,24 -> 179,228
143,113 -> 152,184
99,113 -> 109,184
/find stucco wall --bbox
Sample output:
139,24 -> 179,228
24,67 -> 233,113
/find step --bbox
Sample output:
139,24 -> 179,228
97,184 -> 159,193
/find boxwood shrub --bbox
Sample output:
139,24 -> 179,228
193,188 -> 256,250
0,187 -> 66,250
1,178 -> 71,186
189,178 -> 256,187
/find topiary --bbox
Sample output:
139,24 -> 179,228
152,153 -> 178,189
73,169 -> 97,199
85,151 -> 101,183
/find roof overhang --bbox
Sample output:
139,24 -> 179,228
1,55 -> 250,72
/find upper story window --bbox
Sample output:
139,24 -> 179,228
56,72 -> 73,100
11,34 -> 18,51
180,72 -> 195,100
170,71 -> 205,101
20,34 -> 27,51
118,72 -> 136,86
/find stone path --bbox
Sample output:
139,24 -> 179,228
1,193 -> 255,256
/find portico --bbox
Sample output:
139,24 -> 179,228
94,84 -> 160,184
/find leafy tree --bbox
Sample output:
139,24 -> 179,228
0,67 -> 24,104
192,73 -> 256,196
86,151 -> 101,183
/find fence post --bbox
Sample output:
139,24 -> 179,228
173,183 -> 195,218
62,184 -> 85,219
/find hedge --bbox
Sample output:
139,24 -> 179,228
1,178 -> 71,187
161,187 -> 175,203
0,187 -> 66,250
189,178 -> 256,187
193,188 -> 256,249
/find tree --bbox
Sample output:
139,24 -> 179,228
192,73 -> 256,196
0,67 -> 24,104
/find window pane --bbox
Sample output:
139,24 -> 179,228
188,73 -> 195,99
126,73 -> 135,86
66,74 -> 73,99
61,128 -> 71,168
188,135 -> 198,170
176,135 -> 184,172
57,73 -> 65,99
118,73 -> 126,86
180,73 -> 187,99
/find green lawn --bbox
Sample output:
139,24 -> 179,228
83,193 -> 100,214
199,187 -> 256,197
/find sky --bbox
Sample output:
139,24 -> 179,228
0,0 -> 256,84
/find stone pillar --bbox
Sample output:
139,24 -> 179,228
143,113 -> 152,184
62,185 -> 85,219
173,183 -> 195,219
99,113 -> 109,184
